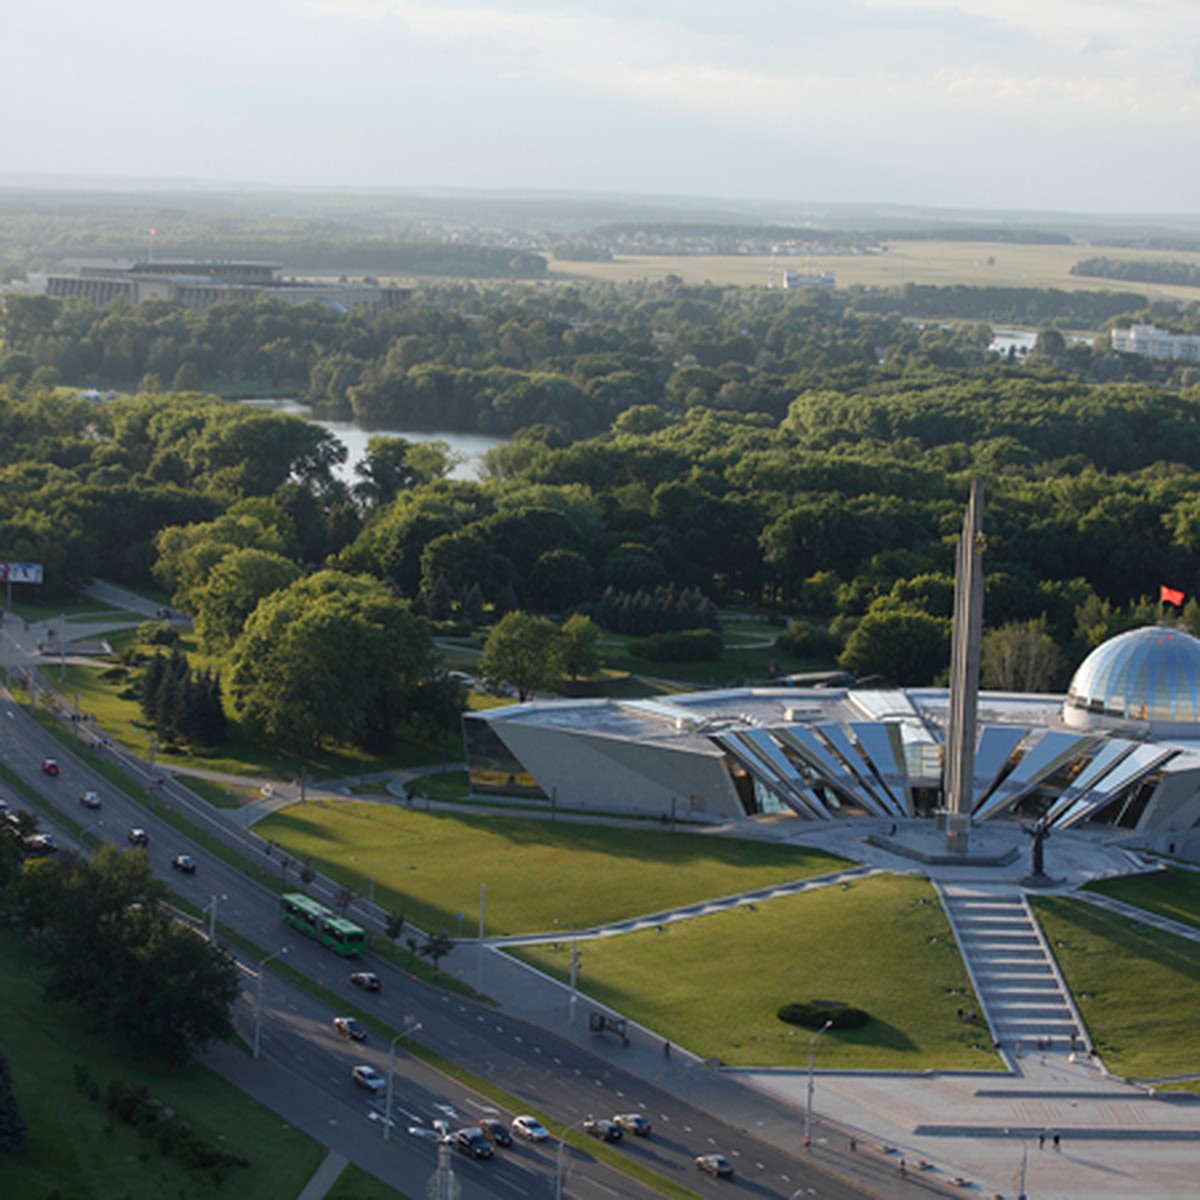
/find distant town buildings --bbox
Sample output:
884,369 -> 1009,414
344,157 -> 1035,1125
45,259 -> 409,314
1110,323 -> 1200,362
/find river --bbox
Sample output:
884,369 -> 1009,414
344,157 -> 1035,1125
240,398 -> 507,484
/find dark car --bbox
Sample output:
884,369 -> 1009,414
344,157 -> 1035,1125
41,758 -> 60,776
79,790 -> 101,809
333,1016 -> 367,1041
454,1128 -> 494,1159
349,971 -> 381,992
171,853 -> 196,874
697,1153 -> 734,1178
583,1118 -> 622,1142
479,1118 -> 512,1147
128,828 -> 149,847
614,1113 -> 651,1137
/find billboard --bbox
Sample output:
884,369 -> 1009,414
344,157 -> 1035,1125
0,563 -> 44,584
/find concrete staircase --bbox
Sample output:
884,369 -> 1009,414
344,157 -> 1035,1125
939,885 -> 1081,1050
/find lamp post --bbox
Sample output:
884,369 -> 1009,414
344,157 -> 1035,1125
384,1017 -> 422,1142
804,1019 -> 834,1149
252,947 -> 288,1059
555,1116 -> 592,1200
207,894 -> 227,945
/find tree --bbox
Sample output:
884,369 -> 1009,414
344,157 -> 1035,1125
838,607 -> 950,685
191,547 -> 302,653
14,846 -> 238,1067
385,910 -> 406,943
418,931 -> 455,978
229,570 -> 440,751
480,611 -> 566,700
0,1047 -> 27,1155
559,613 -> 601,681
982,618 -> 1065,692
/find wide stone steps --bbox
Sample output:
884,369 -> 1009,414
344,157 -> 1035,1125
939,886 -> 1082,1049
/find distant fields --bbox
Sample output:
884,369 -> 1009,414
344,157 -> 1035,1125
548,239 -> 1200,305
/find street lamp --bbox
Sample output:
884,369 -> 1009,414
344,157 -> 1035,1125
555,1116 -> 592,1200
252,946 -> 289,1059
804,1019 -> 834,1149
207,893 -> 228,945
384,1017 -> 422,1142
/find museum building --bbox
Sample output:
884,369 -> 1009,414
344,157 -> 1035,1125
463,624 -> 1200,855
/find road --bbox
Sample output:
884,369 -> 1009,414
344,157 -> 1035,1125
0,695 -> 939,1199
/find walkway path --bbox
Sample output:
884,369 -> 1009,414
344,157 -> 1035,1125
939,884 -> 1085,1059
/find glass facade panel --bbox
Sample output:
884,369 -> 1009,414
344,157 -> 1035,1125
463,715 -> 546,798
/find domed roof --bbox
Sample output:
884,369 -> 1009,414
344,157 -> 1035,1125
1065,624 -> 1200,729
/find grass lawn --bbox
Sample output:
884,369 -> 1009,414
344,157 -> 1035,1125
0,928 -> 326,1200
515,874 -> 995,1071
325,1163 -> 409,1199
255,801 -> 850,936
1085,867 -> 1200,931
1031,896 -> 1200,1084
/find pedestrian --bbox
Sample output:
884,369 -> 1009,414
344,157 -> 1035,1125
1038,1132 -> 1045,1150
897,1157 -> 907,1177
849,1136 -> 858,1152
1052,1132 -> 1060,1151
663,1040 -> 671,1059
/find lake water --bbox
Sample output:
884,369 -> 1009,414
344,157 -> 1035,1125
240,398 -> 507,483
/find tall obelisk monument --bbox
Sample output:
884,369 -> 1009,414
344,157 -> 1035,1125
944,478 -> 985,854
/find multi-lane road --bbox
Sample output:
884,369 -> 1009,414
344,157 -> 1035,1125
1,697 -> 933,1199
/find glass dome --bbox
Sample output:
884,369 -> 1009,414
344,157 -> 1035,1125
1065,625 -> 1200,728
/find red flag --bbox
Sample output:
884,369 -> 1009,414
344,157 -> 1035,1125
1161,585 -> 1185,606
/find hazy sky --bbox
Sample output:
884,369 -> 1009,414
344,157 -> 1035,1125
6,0 -> 1199,214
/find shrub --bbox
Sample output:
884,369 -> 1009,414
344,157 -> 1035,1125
777,1001 -> 871,1031
775,620 -> 841,659
629,628 -> 723,662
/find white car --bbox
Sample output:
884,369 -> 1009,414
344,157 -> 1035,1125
79,790 -> 101,809
511,1115 -> 549,1141
351,1064 -> 385,1093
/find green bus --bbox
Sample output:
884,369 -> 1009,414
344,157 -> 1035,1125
281,892 -> 367,957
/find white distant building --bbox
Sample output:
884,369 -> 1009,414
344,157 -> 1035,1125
782,270 -> 836,291
1110,324 -> 1200,362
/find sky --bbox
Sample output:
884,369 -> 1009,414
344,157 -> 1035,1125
5,0 -> 1200,215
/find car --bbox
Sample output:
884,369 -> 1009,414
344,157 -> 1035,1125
349,971 -> 381,992
696,1154 -> 734,1178
478,1118 -> 512,1147
511,1115 -> 549,1142
128,828 -> 149,847
23,833 -> 57,857
583,1118 -> 622,1142
613,1113 -> 652,1137
41,758 -> 60,776
79,790 -> 101,809
171,853 -> 196,874
454,1128 -> 494,1159
351,1064 -> 385,1093
333,1016 -> 367,1041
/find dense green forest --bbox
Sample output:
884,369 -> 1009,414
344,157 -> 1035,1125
5,277 -> 1200,728
1072,257 -> 1200,289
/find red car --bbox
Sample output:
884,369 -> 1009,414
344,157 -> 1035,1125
41,758 -> 60,776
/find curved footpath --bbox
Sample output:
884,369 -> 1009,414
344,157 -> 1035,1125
10,586 -> 1200,1199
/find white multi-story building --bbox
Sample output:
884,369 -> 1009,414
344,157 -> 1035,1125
1110,323 -> 1200,361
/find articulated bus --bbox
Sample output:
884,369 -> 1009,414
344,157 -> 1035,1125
281,892 -> 367,957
